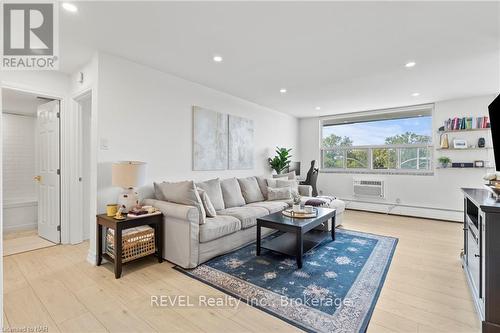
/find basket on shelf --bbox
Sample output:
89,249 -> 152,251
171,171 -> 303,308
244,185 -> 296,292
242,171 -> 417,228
106,226 -> 155,263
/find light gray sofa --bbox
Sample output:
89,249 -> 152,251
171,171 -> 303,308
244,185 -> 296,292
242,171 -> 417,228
143,176 -> 345,269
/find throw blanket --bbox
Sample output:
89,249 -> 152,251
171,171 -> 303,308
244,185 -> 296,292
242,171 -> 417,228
304,196 -> 336,207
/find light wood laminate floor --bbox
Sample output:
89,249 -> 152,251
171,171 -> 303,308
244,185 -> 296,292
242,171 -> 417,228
3,229 -> 56,256
2,210 -> 480,332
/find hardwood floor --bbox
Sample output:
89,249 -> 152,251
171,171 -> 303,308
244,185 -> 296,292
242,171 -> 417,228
2,210 -> 480,332
3,229 -> 56,256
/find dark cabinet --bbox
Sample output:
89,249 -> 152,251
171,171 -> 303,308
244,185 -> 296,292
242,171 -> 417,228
462,188 -> 500,332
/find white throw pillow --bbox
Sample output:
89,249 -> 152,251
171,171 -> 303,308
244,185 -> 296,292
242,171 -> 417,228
267,187 -> 292,201
197,188 -> 216,218
276,179 -> 299,195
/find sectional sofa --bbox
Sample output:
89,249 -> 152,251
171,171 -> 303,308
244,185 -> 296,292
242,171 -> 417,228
143,176 -> 345,268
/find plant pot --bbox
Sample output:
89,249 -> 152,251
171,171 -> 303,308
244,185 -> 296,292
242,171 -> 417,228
440,163 -> 448,168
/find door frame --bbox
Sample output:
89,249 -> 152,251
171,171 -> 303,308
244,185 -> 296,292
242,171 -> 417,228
1,82 -> 73,244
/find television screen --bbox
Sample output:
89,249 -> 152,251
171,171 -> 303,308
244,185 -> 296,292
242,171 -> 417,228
488,94 -> 500,171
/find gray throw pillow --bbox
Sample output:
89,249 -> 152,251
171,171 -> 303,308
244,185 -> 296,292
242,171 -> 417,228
267,187 -> 292,201
197,189 -> 216,217
196,178 -> 225,211
238,177 -> 265,203
157,180 -> 206,224
220,178 -> 246,208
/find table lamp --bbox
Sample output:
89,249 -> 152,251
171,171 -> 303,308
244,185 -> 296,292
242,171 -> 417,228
112,161 -> 147,213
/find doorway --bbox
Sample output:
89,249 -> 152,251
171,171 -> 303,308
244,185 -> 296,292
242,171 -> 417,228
2,88 -> 60,256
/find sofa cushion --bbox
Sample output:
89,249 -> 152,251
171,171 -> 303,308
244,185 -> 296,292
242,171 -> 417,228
238,177 -> 265,203
218,206 -> 269,229
197,189 -> 216,217
272,171 -> 296,180
267,187 -> 292,201
156,180 -> 206,224
199,215 -> 241,243
256,176 -> 269,200
220,178 -> 246,208
246,201 -> 288,214
196,178 -> 225,211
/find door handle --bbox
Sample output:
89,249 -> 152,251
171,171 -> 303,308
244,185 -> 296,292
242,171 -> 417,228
34,175 -> 42,182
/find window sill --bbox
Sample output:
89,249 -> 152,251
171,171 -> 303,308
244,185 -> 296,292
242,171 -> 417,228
320,169 -> 435,176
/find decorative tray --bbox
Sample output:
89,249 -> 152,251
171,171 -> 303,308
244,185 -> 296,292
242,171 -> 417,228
282,208 -> 318,219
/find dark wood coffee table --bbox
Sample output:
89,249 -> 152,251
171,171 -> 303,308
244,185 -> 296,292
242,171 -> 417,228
256,207 -> 336,268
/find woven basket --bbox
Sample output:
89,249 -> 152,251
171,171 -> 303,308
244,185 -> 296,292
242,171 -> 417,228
106,226 -> 155,263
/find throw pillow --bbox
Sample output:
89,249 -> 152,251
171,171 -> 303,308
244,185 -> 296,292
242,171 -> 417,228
153,182 -> 165,201
196,178 -> 225,211
267,187 -> 292,201
157,180 -> 206,224
256,176 -> 269,200
197,188 -> 217,217
220,178 -> 246,208
276,179 -> 299,195
272,171 -> 296,180
238,177 -> 265,203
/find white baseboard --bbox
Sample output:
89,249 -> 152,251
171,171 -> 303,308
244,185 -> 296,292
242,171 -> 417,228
342,200 -> 463,222
86,249 -> 97,266
3,222 -> 37,233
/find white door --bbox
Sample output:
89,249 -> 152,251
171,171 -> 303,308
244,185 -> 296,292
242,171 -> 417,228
36,100 -> 60,243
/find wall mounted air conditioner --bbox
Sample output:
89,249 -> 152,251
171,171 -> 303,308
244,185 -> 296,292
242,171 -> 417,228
353,179 -> 385,198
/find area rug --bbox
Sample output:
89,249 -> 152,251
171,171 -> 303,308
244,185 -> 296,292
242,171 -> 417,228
175,229 -> 398,333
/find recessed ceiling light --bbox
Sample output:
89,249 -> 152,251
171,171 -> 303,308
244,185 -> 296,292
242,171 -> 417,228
280,88 -> 287,94
213,55 -> 223,62
315,106 -> 321,110
405,61 -> 416,68
412,92 -> 420,97
62,3 -> 78,12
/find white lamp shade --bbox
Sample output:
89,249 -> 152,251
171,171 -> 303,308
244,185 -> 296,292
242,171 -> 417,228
112,161 -> 147,188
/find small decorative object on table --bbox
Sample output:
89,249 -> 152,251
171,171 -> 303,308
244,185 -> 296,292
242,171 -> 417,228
106,204 -> 118,217
282,207 -> 318,219
483,172 -> 500,199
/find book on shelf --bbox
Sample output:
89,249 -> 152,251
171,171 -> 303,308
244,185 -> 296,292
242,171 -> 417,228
443,116 -> 490,131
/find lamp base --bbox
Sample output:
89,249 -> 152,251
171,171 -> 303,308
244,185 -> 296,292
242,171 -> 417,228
118,187 -> 139,213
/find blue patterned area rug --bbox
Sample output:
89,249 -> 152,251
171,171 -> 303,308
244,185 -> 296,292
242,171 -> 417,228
175,229 -> 398,333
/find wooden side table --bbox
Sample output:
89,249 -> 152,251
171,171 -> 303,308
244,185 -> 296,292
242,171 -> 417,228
96,212 -> 163,278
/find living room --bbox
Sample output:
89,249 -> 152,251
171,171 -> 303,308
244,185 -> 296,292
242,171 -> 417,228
1,1 -> 499,333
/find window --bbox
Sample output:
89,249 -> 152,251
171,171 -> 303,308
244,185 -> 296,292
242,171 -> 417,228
321,105 -> 433,174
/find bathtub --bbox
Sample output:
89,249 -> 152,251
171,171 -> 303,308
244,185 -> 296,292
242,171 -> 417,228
3,199 -> 38,232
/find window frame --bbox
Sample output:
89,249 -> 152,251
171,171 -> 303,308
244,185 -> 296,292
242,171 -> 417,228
320,104 -> 434,175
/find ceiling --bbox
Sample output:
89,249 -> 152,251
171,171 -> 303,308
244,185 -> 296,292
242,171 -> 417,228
59,1 -> 500,118
2,89 -> 48,116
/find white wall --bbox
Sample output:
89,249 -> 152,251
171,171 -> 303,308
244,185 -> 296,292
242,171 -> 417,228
299,95 -> 496,221
96,53 -> 299,213
2,114 -> 37,203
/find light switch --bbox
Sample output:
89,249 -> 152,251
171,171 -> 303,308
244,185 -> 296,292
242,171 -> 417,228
100,138 -> 109,150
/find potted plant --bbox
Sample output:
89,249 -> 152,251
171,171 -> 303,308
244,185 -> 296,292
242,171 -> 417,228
438,156 -> 451,168
268,147 -> 292,174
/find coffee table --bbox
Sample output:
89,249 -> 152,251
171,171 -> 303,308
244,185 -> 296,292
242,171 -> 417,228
256,207 -> 336,268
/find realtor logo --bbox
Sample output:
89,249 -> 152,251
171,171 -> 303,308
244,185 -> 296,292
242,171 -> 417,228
1,2 -> 59,70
